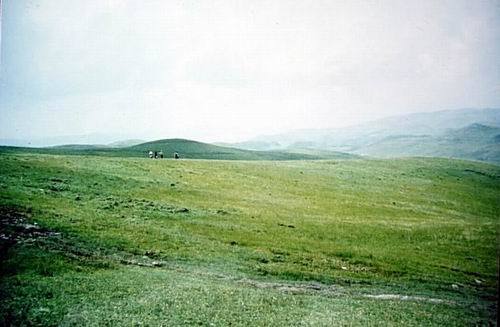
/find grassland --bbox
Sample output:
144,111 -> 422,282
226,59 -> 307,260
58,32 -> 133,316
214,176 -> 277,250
0,151 -> 498,325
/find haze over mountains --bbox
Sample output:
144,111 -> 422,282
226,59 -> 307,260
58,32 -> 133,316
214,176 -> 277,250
226,108 -> 500,163
1,108 -> 499,163
0,135 -> 146,148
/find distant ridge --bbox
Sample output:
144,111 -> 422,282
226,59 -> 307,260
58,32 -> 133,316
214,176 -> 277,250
356,123 -> 500,162
233,108 -> 500,163
107,139 -> 145,148
48,144 -> 108,150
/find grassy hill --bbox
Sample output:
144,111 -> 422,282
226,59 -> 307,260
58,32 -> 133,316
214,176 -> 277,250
128,138 -> 333,160
0,138 -> 357,161
0,152 -> 498,325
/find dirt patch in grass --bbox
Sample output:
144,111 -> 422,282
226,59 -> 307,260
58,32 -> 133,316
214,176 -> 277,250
0,206 -> 60,257
0,206 -> 168,270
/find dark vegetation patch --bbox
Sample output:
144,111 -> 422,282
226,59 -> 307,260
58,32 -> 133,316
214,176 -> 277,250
0,206 -> 60,260
277,223 -> 295,228
95,196 -> 191,215
463,169 -> 499,179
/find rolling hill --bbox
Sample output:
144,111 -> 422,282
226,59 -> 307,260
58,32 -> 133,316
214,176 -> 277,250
127,138 -> 359,160
0,138 -> 358,161
2,109 -> 497,163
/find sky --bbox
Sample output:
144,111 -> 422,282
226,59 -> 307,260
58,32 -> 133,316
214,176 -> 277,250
0,0 -> 499,145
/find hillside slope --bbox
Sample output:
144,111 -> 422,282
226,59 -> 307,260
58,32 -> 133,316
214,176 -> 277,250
0,138 -> 358,161
130,138 -> 359,160
0,153 -> 498,324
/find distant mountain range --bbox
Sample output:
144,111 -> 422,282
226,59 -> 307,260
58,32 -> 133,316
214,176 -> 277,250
45,139 -> 146,150
354,123 -> 500,163
227,108 -> 500,163
0,134 -> 145,148
1,108 -> 498,163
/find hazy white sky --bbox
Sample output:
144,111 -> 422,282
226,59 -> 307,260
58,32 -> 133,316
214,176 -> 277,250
1,0 -> 499,143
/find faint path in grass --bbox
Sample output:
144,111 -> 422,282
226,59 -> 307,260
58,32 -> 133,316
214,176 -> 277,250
233,278 -> 458,305
363,294 -> 454,304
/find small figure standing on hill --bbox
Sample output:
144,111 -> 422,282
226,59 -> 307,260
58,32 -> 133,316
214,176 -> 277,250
148,151 -> 153,158
174,152 -> 179,159
159,151 -> 164,159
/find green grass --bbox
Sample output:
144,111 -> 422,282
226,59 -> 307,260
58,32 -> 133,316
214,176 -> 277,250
0,152 -> 498,325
